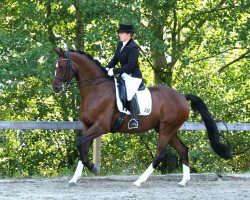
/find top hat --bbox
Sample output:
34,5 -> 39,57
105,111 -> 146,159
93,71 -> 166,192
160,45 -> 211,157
117,24 -> 135,33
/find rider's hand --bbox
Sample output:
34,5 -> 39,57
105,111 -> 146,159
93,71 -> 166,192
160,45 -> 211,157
108,68 -> 114,76
105,67 -> 109,71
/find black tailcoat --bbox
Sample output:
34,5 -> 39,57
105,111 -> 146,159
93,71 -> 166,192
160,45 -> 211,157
107,38 -> 142,78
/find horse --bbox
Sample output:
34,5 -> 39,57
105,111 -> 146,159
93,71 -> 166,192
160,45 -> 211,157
52,48 -> 232,187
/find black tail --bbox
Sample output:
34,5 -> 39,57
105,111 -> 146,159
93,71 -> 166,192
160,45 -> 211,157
185,94 -> 232,160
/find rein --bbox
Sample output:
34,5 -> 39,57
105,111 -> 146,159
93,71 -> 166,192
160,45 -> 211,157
54,51 -> 111,89
69,76 -> 111,88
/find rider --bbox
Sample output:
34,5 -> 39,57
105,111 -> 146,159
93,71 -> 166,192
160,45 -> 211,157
106,24 -> 143,129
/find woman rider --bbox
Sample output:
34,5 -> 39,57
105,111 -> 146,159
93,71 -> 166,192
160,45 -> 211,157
106,24 -> 143,129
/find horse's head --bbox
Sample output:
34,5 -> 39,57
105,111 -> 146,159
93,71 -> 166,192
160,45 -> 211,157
53,48 -> 77,93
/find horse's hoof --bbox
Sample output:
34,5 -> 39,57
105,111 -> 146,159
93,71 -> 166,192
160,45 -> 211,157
178,182 -> 186,187
178,179 -> 189,187
132,181 -> 141,188
92,165 -> 99,176
67,182 -> 77,187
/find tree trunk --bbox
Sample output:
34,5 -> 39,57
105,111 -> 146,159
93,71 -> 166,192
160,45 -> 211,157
74,0 -> 84,50
151,23 -> 173,86
152,51 -> 173,86
46,2 -> 56,47
73,0 -> 84,124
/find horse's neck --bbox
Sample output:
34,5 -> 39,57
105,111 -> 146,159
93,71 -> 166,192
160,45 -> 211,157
73,54 -> 102,80
71,53 -> 112,97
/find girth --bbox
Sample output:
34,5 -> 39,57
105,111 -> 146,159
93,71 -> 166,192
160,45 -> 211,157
110,112 -> 126,133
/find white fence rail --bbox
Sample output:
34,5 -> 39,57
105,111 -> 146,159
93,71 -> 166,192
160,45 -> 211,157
0,121 -> 249,131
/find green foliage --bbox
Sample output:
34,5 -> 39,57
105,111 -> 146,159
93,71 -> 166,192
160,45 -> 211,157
0,0 -> 249,177
0,129 -> 78,178
101,132 -> 157,175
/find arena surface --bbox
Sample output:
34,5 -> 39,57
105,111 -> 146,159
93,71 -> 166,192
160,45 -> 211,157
0,174 -> 249,199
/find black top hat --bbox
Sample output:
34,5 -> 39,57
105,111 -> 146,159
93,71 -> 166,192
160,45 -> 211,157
117,24 -> 135,33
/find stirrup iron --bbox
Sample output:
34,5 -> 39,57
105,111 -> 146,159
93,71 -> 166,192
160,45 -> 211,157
128,118 -> 139,129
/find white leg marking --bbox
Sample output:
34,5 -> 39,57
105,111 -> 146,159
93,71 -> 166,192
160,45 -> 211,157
133,163 -> 155,187
68,161 -> 84,185
178,164 -> 190,187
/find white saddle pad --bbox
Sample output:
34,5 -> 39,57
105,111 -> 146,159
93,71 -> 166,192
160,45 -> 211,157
114,78 -> 152,116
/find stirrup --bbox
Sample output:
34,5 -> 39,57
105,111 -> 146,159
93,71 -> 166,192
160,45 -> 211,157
128,118 -> 139,129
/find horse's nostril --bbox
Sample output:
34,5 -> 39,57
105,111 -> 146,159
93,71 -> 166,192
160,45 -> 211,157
53,86 -> 60,93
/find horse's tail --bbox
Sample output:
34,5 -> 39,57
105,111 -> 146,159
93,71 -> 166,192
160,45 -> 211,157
185,94 -> 232,160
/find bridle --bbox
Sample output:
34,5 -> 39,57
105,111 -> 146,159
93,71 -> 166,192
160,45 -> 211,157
54,51 -> 77,84
54,51 -> 110,89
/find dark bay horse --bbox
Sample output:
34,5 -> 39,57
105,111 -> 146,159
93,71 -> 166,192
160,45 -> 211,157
52,48 -> 232,187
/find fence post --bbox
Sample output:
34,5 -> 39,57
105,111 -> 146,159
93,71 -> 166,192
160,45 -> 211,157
93,136 -> 102,174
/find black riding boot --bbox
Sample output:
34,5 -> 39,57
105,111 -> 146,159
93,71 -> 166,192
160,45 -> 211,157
128,95 -> 140,129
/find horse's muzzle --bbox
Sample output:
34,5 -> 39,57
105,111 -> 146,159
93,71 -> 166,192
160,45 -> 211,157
53,85 -> 61,93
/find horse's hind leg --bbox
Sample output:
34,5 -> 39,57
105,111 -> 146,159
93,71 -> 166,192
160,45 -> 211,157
169,135 -> 190,186
133,131 -> 171,187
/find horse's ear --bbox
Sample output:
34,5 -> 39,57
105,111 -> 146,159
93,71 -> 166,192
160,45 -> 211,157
54,47 -> 65,57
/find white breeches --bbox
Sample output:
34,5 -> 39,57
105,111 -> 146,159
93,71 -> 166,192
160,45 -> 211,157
121,73 -> 142,101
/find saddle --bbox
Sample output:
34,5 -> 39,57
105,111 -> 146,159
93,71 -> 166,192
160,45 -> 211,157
115,77 -> 151,116
110,76 -> 152,132
116,76 -> 145,111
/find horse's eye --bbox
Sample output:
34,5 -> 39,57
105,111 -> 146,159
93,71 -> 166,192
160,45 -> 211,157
58,65 -> 64,71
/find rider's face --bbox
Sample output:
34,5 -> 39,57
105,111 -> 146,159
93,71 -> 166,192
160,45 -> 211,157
118,32 -> 131,42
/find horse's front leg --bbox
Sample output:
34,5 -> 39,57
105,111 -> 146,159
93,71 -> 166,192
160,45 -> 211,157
68,123 -> 105,187
78,137 -> 96,172
68,140 -> 92,187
